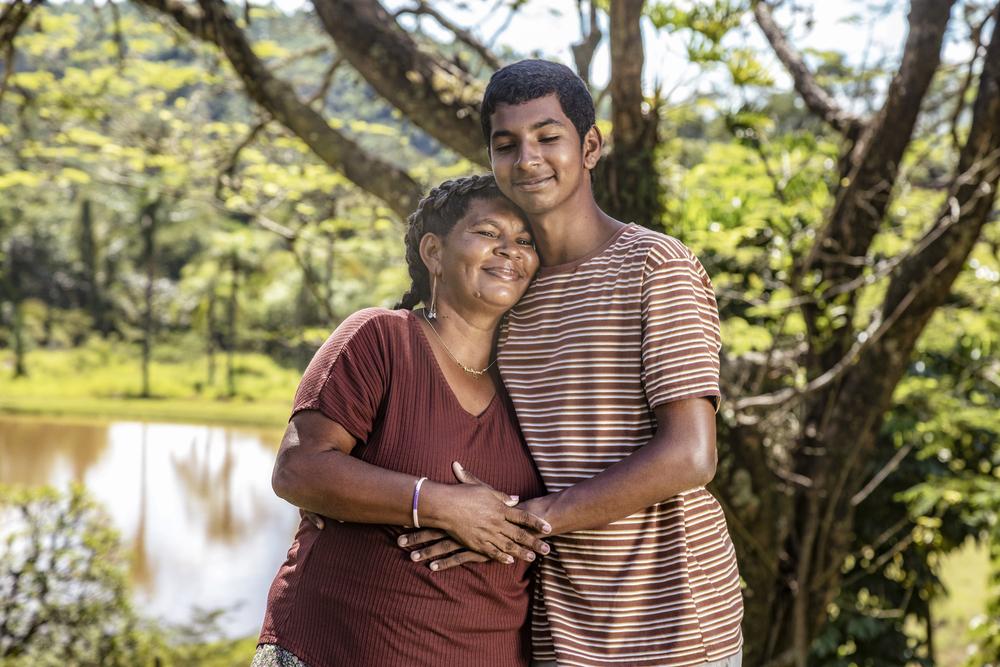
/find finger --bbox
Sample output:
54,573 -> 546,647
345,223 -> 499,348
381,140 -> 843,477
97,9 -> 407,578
428,550 -> 491,572
484,542 -> 515,565
506,508 -> 552,535
504,495 -> 520,507
398,529 -> 447,548
493,535 -> 537,563
489,535 -> 535,565
410,539 -> 464,562
452,461 -> 486,486
503,525 -> 551,556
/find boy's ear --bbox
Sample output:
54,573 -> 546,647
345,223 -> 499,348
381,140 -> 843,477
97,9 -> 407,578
419,232 -> 443,277
583,125 -> 603,170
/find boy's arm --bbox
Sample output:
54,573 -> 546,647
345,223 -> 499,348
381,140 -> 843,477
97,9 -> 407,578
516,396 -> 717,536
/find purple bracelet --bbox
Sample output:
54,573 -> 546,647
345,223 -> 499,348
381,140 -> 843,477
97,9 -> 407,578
412,477 -> 428,528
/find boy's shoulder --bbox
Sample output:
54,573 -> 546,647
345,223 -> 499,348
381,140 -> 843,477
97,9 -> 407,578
616,224 -> 697,266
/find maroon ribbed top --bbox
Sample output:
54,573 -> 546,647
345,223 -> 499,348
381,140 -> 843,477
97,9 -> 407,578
258,308 -> 544,667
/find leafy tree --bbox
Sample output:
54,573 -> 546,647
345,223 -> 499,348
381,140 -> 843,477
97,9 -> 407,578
0,484 -> 156,666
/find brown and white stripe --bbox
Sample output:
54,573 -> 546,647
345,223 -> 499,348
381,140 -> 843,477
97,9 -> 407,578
498,224 -> 743,666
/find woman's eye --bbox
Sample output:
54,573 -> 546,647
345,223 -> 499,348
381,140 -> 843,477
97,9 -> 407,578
517,239 -> 534,247
493,144 -> 513,152
477,230 -> 498,238
540,136 -> 559,143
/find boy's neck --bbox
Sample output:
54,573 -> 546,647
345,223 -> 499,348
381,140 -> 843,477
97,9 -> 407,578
530,196 -> 625,266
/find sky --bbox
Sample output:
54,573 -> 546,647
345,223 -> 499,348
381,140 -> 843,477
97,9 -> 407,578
272,0 -> 916,100
390,0 -> 908,95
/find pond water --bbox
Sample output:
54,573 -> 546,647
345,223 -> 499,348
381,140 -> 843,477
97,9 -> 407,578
0,416 -> 299,639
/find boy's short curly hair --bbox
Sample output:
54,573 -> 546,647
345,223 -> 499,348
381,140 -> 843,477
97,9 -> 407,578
481,59 -> 595,147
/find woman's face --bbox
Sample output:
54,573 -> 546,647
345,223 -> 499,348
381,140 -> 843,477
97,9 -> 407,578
427,196 -> 538,315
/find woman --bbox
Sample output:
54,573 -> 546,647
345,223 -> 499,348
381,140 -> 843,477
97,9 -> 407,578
253,175 -> 548,667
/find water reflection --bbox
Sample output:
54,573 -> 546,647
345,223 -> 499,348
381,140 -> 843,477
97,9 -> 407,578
0,416 -> 298,638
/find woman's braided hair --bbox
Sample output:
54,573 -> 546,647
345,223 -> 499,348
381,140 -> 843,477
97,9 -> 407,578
395,174 -> 507,311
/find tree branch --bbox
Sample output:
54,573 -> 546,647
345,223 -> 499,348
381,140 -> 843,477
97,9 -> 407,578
571,0 -> 601,88
803,0 -> 956,281
133,0 -> 422,219
753,0 -> 863,137
0,0 -> 43,107
311,0 -> 488,166
395,1 -> 502,70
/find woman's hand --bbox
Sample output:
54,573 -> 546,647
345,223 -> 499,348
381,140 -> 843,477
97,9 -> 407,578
405,462 -> 551,569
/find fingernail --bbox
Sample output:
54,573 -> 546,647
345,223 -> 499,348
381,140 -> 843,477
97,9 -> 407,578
541,544 -> 550,554
430,562 -> 439,571
505,555 -> 514,564
526,552 -> 535,561
454,462 -> 464,471
510,495 -> 519,503
398,536 -> 408,546
411,551 -> 421,561
542,523 -> 552,534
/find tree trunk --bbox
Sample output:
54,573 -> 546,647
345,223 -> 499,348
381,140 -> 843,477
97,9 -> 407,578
10,301 -> 27,378
730,3 -> 1000,663
226,250 -> 238,399
594,0 -> 662,227
139,199 -> 159,399
77,198 -> 109,336
205,287 -> 216,389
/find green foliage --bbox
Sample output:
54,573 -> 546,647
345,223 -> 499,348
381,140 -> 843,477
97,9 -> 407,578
0,485 -> 262,666
661,71 -> 998,661
0,484 -> 157,665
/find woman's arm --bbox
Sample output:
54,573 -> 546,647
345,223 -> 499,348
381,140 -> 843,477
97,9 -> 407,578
272,409 -> 550,564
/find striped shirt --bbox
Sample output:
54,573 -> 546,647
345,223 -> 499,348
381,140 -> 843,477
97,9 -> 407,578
498,224 -> 743,666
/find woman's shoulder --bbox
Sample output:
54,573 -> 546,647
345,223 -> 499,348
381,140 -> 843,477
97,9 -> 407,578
324,307 -> 412,353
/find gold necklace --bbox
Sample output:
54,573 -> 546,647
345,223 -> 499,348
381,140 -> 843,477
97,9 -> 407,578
422,311 -> 497,378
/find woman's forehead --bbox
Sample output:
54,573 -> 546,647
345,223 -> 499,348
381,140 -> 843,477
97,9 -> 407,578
463,197 -> 531,231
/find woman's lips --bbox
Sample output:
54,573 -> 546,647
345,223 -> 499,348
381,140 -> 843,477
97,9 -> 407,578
482,265 -> 523,281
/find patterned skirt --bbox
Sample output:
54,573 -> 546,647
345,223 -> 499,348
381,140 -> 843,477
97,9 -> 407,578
251,643 -> 310,667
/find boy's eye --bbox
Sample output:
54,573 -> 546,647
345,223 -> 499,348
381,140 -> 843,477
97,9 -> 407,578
476,230 -> 498,238
517,238 -> 534,246
493,144 -> 513,152
540,136 -> 559,142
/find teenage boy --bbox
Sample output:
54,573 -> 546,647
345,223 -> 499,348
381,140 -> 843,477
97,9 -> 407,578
414,59 -> 744,666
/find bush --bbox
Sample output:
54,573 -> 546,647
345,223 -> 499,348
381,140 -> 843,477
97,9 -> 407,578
0,484 -> 158,666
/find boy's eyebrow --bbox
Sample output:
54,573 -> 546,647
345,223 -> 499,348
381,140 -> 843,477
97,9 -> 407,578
490,118 -> 565,141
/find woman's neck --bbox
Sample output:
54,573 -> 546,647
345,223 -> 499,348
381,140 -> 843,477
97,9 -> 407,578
422,303 -> 500,370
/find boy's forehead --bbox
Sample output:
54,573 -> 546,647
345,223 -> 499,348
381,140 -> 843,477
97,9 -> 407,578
490,94 -> 571,133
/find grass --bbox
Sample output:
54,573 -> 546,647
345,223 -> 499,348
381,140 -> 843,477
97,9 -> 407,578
933,539 -> 993,666
0,341 -> 301,429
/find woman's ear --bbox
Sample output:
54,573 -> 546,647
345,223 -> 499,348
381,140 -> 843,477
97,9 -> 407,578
419,232 -> 443,278
583,125 -> 603,171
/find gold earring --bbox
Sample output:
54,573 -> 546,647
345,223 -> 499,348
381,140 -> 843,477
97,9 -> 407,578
427,275 -> 438,320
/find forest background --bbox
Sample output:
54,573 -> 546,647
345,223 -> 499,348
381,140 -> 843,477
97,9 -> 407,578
0,0 -> 998,665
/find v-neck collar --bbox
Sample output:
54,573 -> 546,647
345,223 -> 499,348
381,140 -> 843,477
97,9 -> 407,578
408,310 -> 499,421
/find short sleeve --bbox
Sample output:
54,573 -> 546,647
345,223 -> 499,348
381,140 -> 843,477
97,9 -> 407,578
640,248 -> 723,412
291,309 -> 390,442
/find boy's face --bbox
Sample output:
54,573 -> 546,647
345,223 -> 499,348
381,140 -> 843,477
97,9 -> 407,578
487,94 -> 600,217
